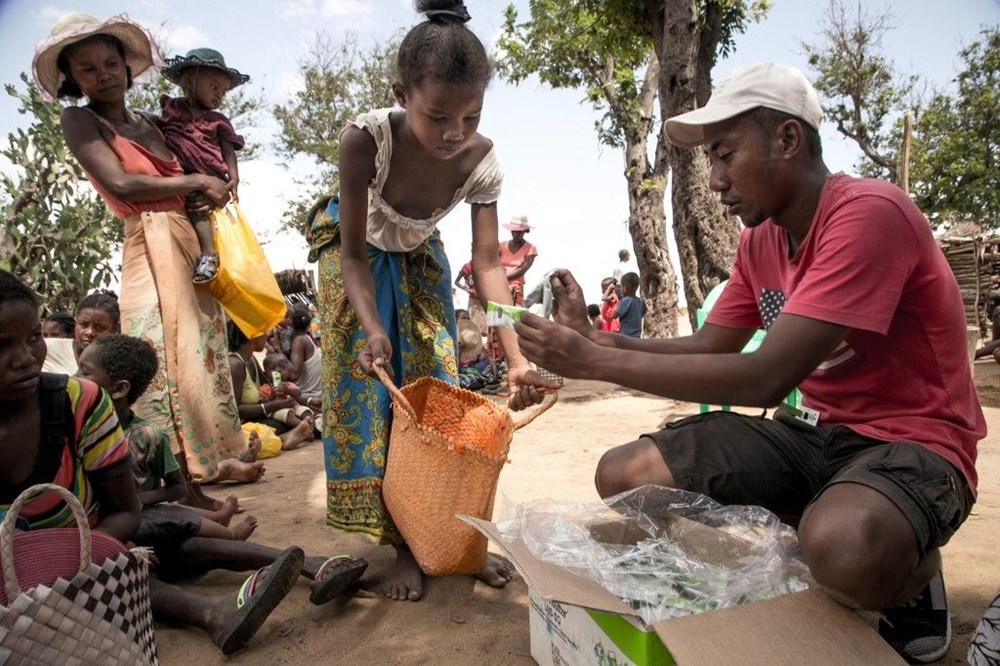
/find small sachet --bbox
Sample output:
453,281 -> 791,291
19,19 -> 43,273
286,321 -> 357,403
486,301 -> 528,329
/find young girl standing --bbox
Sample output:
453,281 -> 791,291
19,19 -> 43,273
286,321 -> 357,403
319,0 -> 555,601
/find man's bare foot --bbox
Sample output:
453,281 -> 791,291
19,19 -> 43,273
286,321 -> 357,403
216,459 -> 266,483
380,547 -> 423,601
279,418 -> 314,451
206,495 -> 240,526
476,553 -> 513,589
238,431 -> 261,463
230,515 -> 258,541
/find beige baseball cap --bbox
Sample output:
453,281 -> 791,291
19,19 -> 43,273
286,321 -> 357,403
664,62 -> 822,148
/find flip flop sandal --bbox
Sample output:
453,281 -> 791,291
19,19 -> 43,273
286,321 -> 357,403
309,554 -> 369,605
193,254 -> 220,284
216,546 -> 304,655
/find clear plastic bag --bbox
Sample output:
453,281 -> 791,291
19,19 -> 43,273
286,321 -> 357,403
495,485 -> 809,624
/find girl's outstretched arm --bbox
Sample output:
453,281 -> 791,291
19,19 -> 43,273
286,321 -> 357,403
338,126 -> 391,376
470,203 -> 555,408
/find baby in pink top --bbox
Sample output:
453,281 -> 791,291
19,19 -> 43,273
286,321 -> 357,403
159,48 -> 248,283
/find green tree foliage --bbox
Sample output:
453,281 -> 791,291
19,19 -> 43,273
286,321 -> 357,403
272,32 -> 399,236
498,0 -> 766,333
0,74 -> 120,313
910,28 -> 1000,228
802,0 -> 920,185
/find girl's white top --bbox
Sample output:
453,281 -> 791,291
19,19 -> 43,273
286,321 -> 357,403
345,108 -> 503,252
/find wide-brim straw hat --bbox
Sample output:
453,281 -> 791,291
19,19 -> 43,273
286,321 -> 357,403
503,214 -> 531,232
457,319 -> 484,363
32,12 -> 162,102
161,48 -> 250,89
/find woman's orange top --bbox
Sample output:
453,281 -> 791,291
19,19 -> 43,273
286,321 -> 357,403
82,110 -> 185,220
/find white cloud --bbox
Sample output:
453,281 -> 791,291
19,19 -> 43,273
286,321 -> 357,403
277,70 -> 304,98
320,0 -> 373,18
160,23 -> 210,53
34,5 -> 68,29
276,0 -> 317,20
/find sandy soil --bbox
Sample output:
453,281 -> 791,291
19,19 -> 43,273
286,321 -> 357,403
155,365 -> 1000,665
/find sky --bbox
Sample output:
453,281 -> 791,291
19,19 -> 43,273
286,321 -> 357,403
1,0 -> 998,307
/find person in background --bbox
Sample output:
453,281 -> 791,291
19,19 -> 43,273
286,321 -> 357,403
611,248 -> 637,283
600,277 -> 621,333
514,63 -> 982,664
42,311 -> 75,338
587,303 -> 604,330
287,305 -> 322,408
42,290 -> 120,375
498,214 -> 537,306
608,272 -> 645,338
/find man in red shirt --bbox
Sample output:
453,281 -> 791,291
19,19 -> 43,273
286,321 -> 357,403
513,63 -> 983,664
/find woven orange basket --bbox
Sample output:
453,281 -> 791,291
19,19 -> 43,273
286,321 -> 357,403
375,364 -> 556,576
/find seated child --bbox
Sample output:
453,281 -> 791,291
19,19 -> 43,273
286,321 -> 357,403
228,321 -> 316,450
588,303 -> 605,330
76,334 -> 260,550
262,353 -> 320,410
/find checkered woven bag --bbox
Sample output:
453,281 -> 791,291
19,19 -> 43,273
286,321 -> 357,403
0,483 -> 157,665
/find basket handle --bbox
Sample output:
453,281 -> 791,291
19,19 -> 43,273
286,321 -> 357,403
373,362 -> 419,423
509,389 -> 558,431
0,483 -> 91,600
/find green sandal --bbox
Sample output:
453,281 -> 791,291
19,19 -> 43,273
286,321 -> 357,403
309,554 -> 368,605
216,546 -> 304,654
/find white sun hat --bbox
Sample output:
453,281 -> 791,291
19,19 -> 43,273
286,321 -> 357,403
32,12 -> 163,102
664,62 -> 822,149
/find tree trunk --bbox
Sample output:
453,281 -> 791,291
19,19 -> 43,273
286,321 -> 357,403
625,162 -> 679,337
621,56 -> 679,337
654,0 -> 740,329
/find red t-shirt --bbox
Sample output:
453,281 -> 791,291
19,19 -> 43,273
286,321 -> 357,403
709,174 -> 984,493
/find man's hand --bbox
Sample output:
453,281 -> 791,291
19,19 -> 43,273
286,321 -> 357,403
506,364 -> 560,411
227,178 -> 240,203
515,312 -> 595,379
548,269 -> 595,336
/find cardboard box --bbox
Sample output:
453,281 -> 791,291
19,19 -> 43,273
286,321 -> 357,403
463,513 -> 905,665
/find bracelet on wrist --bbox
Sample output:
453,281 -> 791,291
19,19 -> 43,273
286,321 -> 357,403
260,403 -> 267,418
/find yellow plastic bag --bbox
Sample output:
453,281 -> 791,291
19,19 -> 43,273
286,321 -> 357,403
207,202 -> 286,338
241,422 -> 282,460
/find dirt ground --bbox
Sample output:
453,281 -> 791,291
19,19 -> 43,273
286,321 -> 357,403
156,363 -> 1000,665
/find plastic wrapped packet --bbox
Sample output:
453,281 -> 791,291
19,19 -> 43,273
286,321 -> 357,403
495,485 -> 809,624
486,301 -> 528,329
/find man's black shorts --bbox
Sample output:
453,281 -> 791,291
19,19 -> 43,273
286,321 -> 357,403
644,410 -> 974,556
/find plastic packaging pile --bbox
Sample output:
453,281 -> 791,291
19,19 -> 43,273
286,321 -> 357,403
495,485 -> 809,624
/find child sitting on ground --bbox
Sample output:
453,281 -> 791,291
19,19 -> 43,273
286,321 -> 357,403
159,48 -> 250,283
76,333 -> 259,543
262,353 -> 320,410
588,303 -> 605,330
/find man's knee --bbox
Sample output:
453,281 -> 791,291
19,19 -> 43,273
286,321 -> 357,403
595,438 -> 674,499
798,485 -> 923,609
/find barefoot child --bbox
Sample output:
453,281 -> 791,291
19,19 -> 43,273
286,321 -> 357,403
76,333 -> 259,542
159,48 -> 249,283
319,0 -> 557,602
